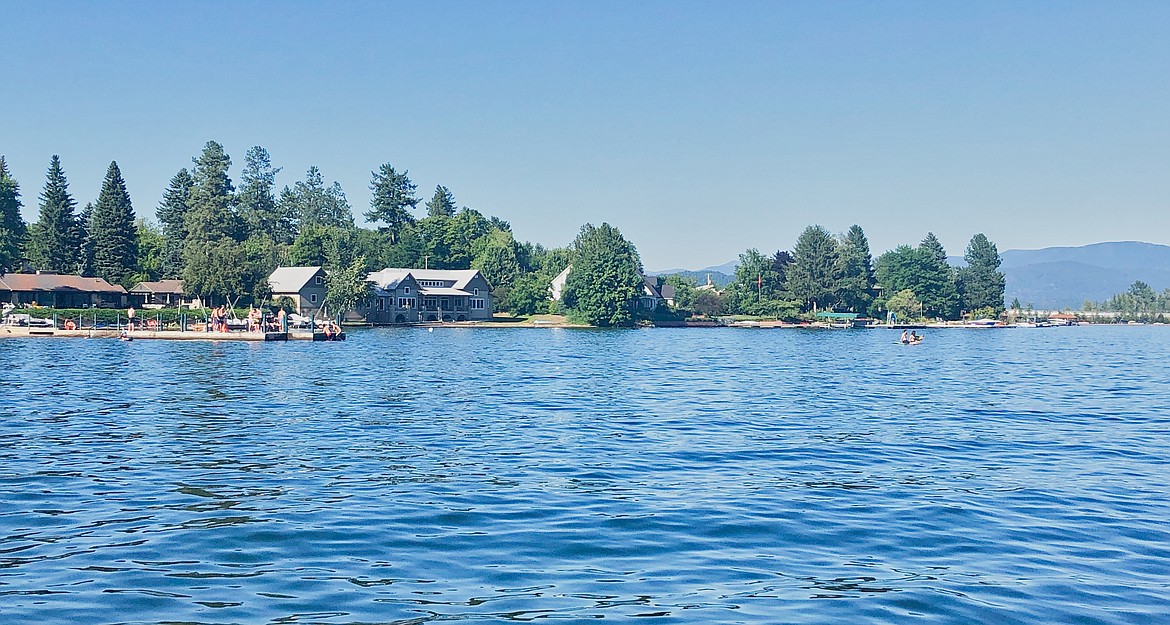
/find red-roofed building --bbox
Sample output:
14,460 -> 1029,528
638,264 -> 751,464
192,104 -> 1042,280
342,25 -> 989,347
0,273 -> 127,308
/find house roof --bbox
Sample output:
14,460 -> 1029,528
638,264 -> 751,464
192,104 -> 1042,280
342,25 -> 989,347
366,269 -> 415,290
0,273 -> 126,294
367,268 -> 487,291
129,279 -> 185,294
268,266 -> 324,293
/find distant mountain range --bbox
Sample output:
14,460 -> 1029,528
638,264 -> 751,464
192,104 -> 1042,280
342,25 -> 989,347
653,241 -> 1170,310
998,242 -> 1170,310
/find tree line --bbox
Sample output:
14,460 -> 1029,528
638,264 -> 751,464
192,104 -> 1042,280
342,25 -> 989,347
0,143 -> 574,313
665,226 -> 1007,322
1,144 -> 1006,325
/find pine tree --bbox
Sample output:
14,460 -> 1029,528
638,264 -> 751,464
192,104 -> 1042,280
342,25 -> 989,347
836,224 -> 875,313
157,168 -> 193,279
915,234 -> 960,319
0,157 -> 27,273
90,161 -> 138,286
279,166 -> 353,233
183,141 -> 241,303
425,185 -> 456,218
786,225 -> 841,313
184,141 -> 239,244
78,202 -> 95,276
238,146 -> 292,243
958,233 -> 1006,314
366,163 -> 418,244
27,155 -> 80,273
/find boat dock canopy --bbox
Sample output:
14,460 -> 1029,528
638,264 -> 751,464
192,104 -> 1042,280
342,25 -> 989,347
814,312 -> 859,319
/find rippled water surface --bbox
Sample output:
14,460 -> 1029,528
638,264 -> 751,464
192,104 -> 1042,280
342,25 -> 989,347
2,326 -> 1169,624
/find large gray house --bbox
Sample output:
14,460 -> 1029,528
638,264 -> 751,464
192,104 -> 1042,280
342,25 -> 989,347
364,268 -> 493,323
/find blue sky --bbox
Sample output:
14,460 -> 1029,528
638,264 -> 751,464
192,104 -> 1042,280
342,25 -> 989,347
2,1 -> 1168,271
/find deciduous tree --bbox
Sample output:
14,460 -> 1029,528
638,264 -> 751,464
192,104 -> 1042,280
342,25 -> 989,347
562,223 -> 643,327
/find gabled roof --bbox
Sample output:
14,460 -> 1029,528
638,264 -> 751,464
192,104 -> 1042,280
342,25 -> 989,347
268,266 -> 324,293
130,279 -> 185,294
367,268 -> 487,291
0,273 -> 126,294
366,269 -> 416,290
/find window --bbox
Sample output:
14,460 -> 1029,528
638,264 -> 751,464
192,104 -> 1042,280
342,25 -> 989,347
310,293 -> 317,303
404,286 -> 410,295
315,276 -> 324,285
397,297 -> 415,309
378,297 -> 386,311
473,288 -> 479,296
470,298 -> 485,310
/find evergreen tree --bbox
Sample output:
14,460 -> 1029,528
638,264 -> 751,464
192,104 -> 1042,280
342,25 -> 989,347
90,161 -> 138,286
561,223 -> 644,327
0,157 -> 27,273
78,202 -> 95,276
157,168 -> 193,279
786,225 -> 840,313
366,163 -> 418,244
425,185 -> 457,218
875,242 -> 959,320
279,166 -> 353,234
916,233 -> 960,319
921,232 -> 949,265
157,168 -> 193,241
238,146 -> 292,243
184,141 -> 238,244
772,250 -> 793,283
957,233 -> 1006,314
183,141 -> 241,302
27,155 -> 80,273
836,224 -> 875,313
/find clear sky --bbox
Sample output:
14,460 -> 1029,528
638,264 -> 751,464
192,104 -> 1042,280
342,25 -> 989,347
3,1 -> 1168,271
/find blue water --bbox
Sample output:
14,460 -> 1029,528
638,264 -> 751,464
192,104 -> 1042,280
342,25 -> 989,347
2,326 -> 1168,624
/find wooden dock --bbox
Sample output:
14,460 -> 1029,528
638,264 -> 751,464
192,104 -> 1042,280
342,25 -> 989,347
0,326 -> 344,341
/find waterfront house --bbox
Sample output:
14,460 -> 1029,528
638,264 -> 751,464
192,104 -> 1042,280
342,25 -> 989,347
0,272 -> 126,308
640,275 -> 676,310
550,265 -> 675,311
268,266 -> 327,316
366,268 -> 493,322
128,279 -> 192,308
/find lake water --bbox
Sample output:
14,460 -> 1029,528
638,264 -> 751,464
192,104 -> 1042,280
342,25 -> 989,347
2,326 -> 1168,624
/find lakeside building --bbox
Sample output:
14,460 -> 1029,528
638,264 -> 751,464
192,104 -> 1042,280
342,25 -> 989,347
365,268 -> 493,323
128,280 -> 193,309
267,266 -> 328,317
0,273 -> 126,308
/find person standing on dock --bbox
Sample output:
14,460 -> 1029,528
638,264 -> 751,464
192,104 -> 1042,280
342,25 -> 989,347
127,306 -> 136,331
